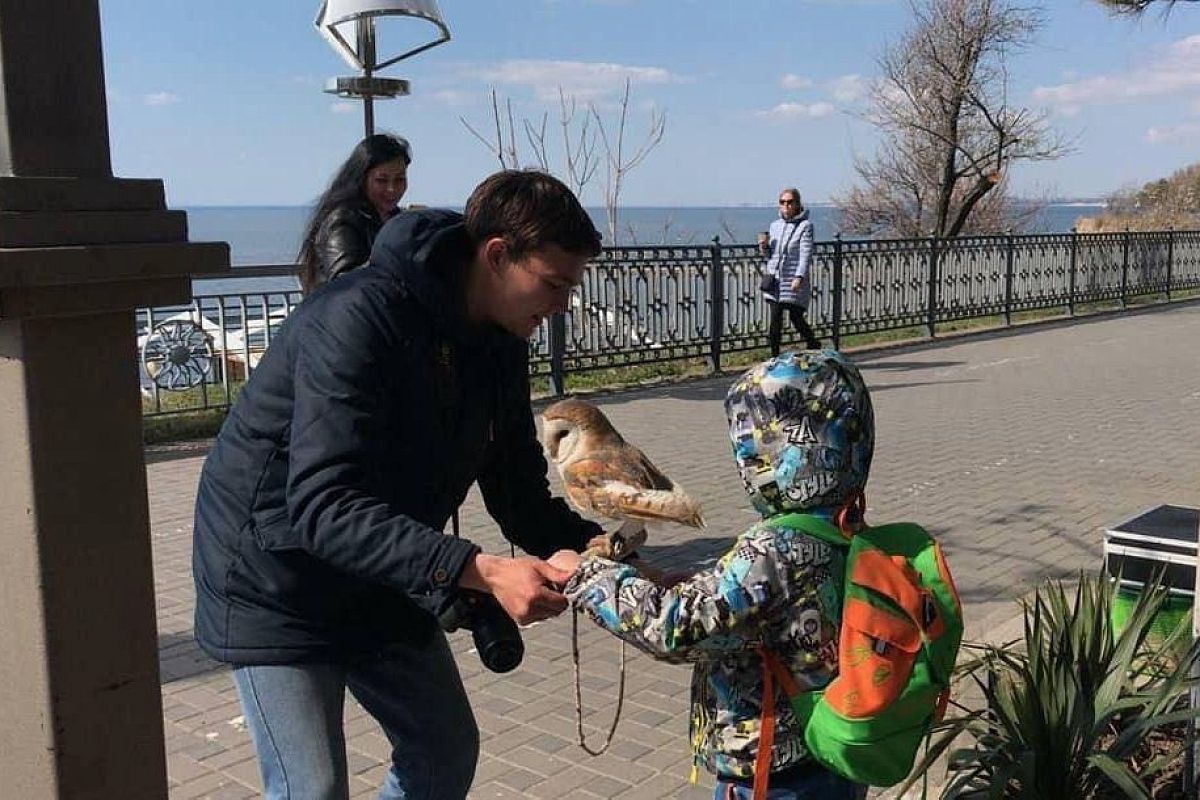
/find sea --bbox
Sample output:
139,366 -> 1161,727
188,203 -> 1105,296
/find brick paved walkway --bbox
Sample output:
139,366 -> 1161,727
151,302 -> 1200,798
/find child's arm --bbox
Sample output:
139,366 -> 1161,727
560,526 -> 822,663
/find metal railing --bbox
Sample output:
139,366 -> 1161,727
137,229 -> 1200,416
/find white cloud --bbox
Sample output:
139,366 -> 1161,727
781,73 -> 813,90
1033,34 -> 1200,113
830,74 -> 867,104
757,101 -> 837,120
330,102 -> 356,114
143,91 -> 180,107
428,89 -> 474,107
470,59 -> 682,102
1145,121 -> 1200,144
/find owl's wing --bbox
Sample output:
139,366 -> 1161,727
563,447 -> 671,495
563,449 -> 704,527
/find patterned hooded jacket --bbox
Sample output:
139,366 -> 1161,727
564,351 -> 874,779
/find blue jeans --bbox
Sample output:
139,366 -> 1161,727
232,631 -> 478,800
713,764 -> 865,800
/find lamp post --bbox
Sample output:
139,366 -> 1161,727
315,0 -> 451,137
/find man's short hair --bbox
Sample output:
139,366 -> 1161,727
465,170 -> 602,259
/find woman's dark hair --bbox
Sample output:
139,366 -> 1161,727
464,170 -> 601,260
296,133 -> 412,293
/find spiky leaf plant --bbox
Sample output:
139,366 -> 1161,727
902,573 -> 1199,798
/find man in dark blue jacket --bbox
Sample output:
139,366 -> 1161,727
192,170 -> 604,799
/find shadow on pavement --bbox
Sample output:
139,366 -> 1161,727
870,379 -> 979,393
546,363 -> 982,410
926,502 -> 1099,607
159,631 -> 226,683
145,439 -> 213,465
857,359 -> 965,371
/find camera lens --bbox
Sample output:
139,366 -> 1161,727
474,630 -> 524,674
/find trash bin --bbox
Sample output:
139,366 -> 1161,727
1104,504 -> 1198,654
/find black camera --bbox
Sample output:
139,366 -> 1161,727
438,590 -> 524,673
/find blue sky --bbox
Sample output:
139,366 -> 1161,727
99,0 -> 1200,208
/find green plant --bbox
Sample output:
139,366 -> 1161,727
905,573 -> 1200,798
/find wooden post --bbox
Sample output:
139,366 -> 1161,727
0,3 -> 228,797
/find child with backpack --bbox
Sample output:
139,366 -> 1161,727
551,350 -> 962,799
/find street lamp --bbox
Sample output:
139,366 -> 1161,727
315,0 -> 451,136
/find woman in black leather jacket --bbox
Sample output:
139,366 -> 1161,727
297,133 -> 411,294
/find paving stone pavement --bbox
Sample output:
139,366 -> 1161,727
150,302 -> 1200,799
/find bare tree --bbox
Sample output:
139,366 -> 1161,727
555,89 -> 601,198
837,0 -> 1068,238
460,88 -> 601,190
460,89 -> 521,169
592,79 -> 667,243
1077,161 -> 1200,231
1094,0 -> 1196,14
461,83 -> 664,244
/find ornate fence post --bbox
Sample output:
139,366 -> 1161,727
1120,227 -> 1130,308
832,233 -> 844,350
926,231 -> 940,338
708,236 -> 724,374
1166,227 -> 1174,302
548,312 -> 567,397
1068,227 -> 1078,317
1004,228 -> 1015,327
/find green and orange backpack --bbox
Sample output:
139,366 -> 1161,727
754,512 -> 964,793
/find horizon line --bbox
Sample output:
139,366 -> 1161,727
178,199 -> 1109,210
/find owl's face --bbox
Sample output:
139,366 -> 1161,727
541,416 -> 583,465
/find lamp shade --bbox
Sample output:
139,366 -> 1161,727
315,0 -> 450,71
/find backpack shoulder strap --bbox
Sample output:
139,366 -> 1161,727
769,512 -> 851,549
755,646 -> 823,799
853,521 -> 936,560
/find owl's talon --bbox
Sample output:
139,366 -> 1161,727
611,522 -> 647,559
583,523 -> 647,562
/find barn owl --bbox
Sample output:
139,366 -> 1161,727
541,398 -> 705,539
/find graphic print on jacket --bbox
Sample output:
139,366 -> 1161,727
565,518 -> 844,778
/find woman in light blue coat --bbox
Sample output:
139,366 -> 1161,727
761,188 -> 821,355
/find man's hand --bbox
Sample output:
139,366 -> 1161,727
459,553 -> 570,625
548,548 -> 582,575
790,277 -> 802,291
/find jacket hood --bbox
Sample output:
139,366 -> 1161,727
780,208 -> 810,224
368,208 -> 479,340
724,350 -> 873,517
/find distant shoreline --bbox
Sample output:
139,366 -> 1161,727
179,200 -> 1108,211
185,203 -> 1107,273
